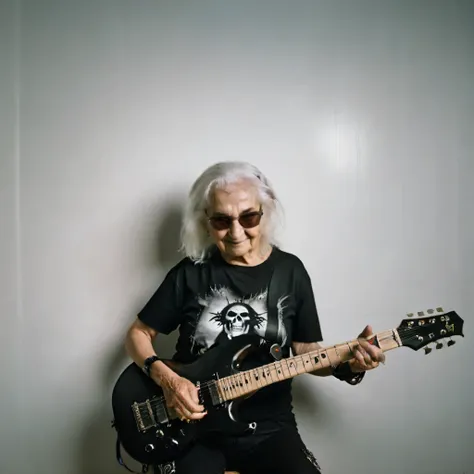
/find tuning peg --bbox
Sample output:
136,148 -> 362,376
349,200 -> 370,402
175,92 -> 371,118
424,346 -> 432,355
417,311 -> 425,317
407,312 -> 414,317
427,309 -> 435,314
447,339 -> 456,347
436,342 -> 443,350
436,307 -> 444,313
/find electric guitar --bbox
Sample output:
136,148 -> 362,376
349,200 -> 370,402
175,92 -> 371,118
111,307 -> 464,466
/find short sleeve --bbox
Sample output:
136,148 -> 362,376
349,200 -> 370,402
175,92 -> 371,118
137,263 -> 185,335
292,263 -> 323,343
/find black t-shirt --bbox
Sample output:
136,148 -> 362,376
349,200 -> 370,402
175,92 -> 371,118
138,246 -> 323,423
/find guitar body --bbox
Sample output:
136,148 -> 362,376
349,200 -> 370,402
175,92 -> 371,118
111,334 -> 273,466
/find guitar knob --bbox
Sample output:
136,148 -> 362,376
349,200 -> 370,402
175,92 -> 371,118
145,444 -> 155,452
155,429 -> 164,438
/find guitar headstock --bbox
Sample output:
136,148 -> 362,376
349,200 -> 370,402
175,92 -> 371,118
397,308 -> 464,354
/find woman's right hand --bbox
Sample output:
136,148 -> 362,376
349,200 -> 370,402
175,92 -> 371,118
152,368 -> 207,422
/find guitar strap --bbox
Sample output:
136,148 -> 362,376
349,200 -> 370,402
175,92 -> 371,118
112,420 -> 149,473
264,265 -> 278,340
265,258 -> 290,357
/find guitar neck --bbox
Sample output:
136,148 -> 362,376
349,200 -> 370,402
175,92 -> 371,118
216,328 -> 402,402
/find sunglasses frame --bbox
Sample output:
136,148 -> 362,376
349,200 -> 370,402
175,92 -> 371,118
206,207 -> 263,231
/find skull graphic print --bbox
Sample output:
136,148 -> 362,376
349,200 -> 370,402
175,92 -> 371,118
191,286 -> 288,354
213,302 -> 265,338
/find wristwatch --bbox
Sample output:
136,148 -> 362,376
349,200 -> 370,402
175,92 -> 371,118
332,361 -> 366,385
142,355 -> 160,377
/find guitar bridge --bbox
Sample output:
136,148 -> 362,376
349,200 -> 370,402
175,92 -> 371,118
132,402 -> 147,432
132,400 -> 160,432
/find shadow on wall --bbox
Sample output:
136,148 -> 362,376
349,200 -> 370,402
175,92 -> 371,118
78,198 -> 185,474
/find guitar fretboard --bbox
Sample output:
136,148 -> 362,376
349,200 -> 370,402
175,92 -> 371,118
216,329 -> 401,401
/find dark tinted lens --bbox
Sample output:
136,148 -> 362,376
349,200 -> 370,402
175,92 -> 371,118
209,216 -> 232,230
208,211 -> 262,230
238,212 -> 262,228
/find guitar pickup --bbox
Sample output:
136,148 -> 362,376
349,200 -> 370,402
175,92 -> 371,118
131,401 -> 159,432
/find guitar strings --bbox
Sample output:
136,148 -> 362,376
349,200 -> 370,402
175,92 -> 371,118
145,325 -> 444,411
144,324 -> 444,412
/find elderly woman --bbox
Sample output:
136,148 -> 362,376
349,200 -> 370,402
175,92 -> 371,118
125,161 -> 385,474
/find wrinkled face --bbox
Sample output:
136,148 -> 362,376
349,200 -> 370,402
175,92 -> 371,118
205,180 -> 263,264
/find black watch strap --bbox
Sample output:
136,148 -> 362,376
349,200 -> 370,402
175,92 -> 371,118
142,355 -> 160,377
332,361 -> 366,385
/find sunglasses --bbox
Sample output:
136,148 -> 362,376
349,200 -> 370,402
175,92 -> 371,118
206,209 -> 263,231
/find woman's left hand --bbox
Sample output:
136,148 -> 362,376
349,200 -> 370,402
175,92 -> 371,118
350,325 -> 386,373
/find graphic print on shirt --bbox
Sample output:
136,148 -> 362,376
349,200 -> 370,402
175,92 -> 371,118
190,286 -> 289,355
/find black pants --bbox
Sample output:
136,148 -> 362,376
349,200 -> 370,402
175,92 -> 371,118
157,424 -> 321,474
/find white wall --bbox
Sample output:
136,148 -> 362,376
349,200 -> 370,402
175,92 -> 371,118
1,1 -> 473,473
1,1 -> 23,473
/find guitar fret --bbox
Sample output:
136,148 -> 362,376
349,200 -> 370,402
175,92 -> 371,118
294,355 -> 305,374
324,348 -> 335,368
236,373 -> 245,392
287,359 -> 298,376
323,349 -> 332,367
228,376 -> 238,397
309,352 -> 320,371
230,376 -> 239,396
260,366 -> 269,385
260,367 -> 269,385
259,367 -> 266,386
275,361 -> 284,380
252,368 -> 262,388
229,375 -> 239,396
222,377 -> 232,399
278,361 -> 287,380
238,374 -> 246,393
243,372 -> 252,389
269,363 -> 279,382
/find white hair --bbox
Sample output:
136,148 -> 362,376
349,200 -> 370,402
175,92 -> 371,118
180,161 -> 284,263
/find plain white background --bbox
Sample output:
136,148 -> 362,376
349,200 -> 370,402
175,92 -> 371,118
1,1 -> 472,473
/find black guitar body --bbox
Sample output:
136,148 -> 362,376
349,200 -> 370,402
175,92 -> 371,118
111,334 -> 277,466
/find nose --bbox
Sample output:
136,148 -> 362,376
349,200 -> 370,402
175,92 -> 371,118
228,219 -> 244,239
